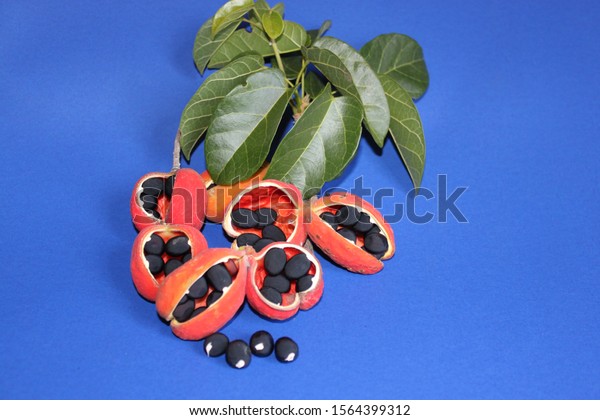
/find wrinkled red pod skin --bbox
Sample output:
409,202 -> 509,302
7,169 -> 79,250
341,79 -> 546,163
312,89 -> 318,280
222,180 -> 307,248
130,224 -> 208,302
155,248 -> 247,341
130,168 -> 207,231
307,192 -> 395,274
246,243 -> 323,320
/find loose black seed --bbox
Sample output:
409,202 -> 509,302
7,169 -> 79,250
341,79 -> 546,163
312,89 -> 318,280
337,227 -> 357,243
364,233 -> 389,254
275,337 -> 299,363
253,238 -> 274,252
188,277 -> 208,299
145,254 -> 164,275
182,252 -> 192,263
231,208 -> 258,229
260,286 -> 282,305
320,211 -> 339,228
263,274 -> 291,293
165,236 -> 190,257
173,296 -> 195,323
204,333 -> 229,357
255,208 -> 277,226
250,331 -> 274,357
164,174 -> 175,199
205,264 -> 232,291
335,206 -> 360,227
190,306 -> 207,318
366,225 -> 381,237
164,259 -> 183,275
353,212 -> 374,233
264,248 -> 287,276
284,253 -> 311,279
296,275 -> 314,293
262,224 -> 286,242
236,233 -> 260,247
141,194 -> 158,210
226,340 -> 251,369
144,234 -> 165,255
206,290 -> 223,307
141,177 -> 164,196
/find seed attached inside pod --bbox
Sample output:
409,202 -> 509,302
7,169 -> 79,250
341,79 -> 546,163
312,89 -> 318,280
173,296 -> 195,322
145,254 -> 164,275
284,254 -> 311,279
231,208 -> 258,229
205,264 -> 232,291
226,340 -> 252,369
249,331 -> 274,357
335,206 -> 360,227
264,248 -> 287,276
144,234 -> 165,255
188,276 -> 208,299
256,208 -> 277,226
275,337 -> 299,363
353,212 -> 374,233
263,275 -> 291,293
296,275 -> 314,293
253,238 -> 274,252
165,236 -> 190,257
203,333 -> 229,357
260,286 -> 282,305
164,259 -> 182,275
337,228 -> 356,243
237,233 -> 260,247
364,233 -> 389,254
262,224 -> 286,242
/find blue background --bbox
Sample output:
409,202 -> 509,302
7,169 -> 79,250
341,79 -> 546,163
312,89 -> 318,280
1,0 -> 599,399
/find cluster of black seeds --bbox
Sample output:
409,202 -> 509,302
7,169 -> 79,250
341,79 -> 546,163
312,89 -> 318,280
139,175 -> 175,218
232,207 -> 288,251
203,331 -> 299,369
144,234 -> 192,277
259,248 -> 314,305
320,206 -> 389,259
171,262 -> 233,323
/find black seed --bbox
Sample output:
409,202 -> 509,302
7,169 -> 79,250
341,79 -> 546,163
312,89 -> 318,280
353,212 -> 374,233
173,296 -> 195,323
320,212 -> 339,228
144,234 -> 165,255
264,274 -> 291,293
188,277 -> 208,299
262,224 -> 286,242
364,233 -> 389,254
253,238 -> 274,252
236,233 -> 260,247
164,259 -> 183,275
362,246 -> 385,259
145,254 -> 164,275
204,333 -> 229,357
141,177 -> 164,196
165,236 -> 190,257
206,290 -> 223,307
264,248 -> 287,276
190,306 -> 207,318
284,253 -> 311,279
205,264 -> 232,291
366,225 -> 381,237
275,337 -> 299,363
335,206 -> 360,227
337,228 -> 357,243
231,208 -> 258,229
296,275 -> 314,293
149,209 -> 161,218
255,208 -> 277,226
182,252 -> 192,263
260,286 -> 282,305
226,340 -> 251,369
250,331 -> 274,357
164,174 -> 175,199
141,194 -> 158,210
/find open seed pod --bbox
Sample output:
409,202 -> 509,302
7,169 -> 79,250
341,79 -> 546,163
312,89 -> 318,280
222,180 -> 307,251
307,192 -> 395,274
155,248 -> 247,340
246,242 -> 323,320
130,168 -> 207,231
130,224 -> 208,301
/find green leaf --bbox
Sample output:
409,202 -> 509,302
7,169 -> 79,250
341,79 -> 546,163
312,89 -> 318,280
193,17 -> 240,75
179,55 -> 265,161
307,20 -> 332,45
262,10 -> 284,39
271,54 -> 303,79
254,0 -> 270,16
205,69 -> 291,184
272,3 -> 285,15
210,21 -> 308,68
303,71 -> 326,98
379,74 -> 426,189
308,37 -> 390,146
360,34 -> 429,99
212,0 -> 254,38
266,85 -> 363,198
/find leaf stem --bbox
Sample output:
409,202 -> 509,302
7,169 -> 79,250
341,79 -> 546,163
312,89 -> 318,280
172,130 -> 181,172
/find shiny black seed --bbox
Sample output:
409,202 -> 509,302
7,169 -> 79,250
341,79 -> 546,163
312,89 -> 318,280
149,209 -> 161,218
264,274 -> 291,293
188,277 -> 208,299
205,264 -> 232,291
275,337 -> 299,363
284,254 -> 311,279
144,234 -> 165,255
204,333 -> 229,357
173,296 -> 195,322
320,212 -> 339,228
296,275 -> 314,293
364,233 -> 389,254
353,212 -> 374,233
366,225 -> 381,237
164,259 -> 183,275
237,233 -> 260,247
253,238 -> 274,252
182,252 -> 192,263
338,227 -> 356,243
260,286 -> 282,305
190,306 -> 207,319
206,290 -> 223,307
164,174 -> 175,199
231,208 -> 258,229
262,224 -> 286,242
226,340 -> 251,369
145,254 -> 164,275
255,208 -> 277,226
165,236 -> 190,257
264,248 -> 287,275
250,331 -> 274,357
335,206 -> 360,227
141,194 -> 158,210
141,177 -> 164,196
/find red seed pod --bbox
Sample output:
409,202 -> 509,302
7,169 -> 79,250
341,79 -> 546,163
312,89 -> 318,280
130,224 -> 208,302
130,168 -> 207,231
